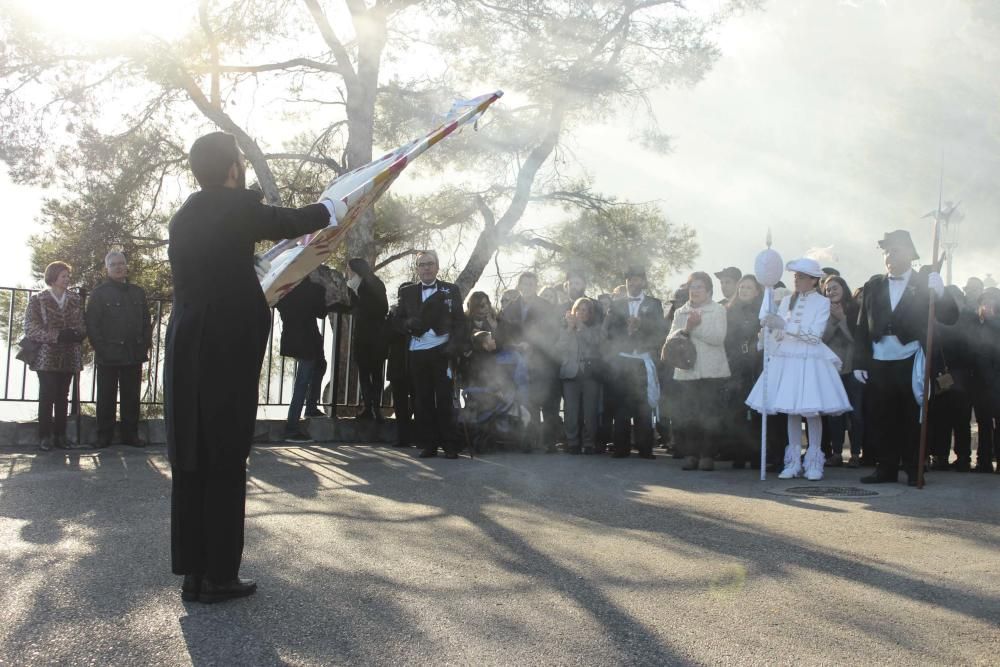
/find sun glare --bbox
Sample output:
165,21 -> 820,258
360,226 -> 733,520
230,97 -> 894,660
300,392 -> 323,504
13,0 -> 195,42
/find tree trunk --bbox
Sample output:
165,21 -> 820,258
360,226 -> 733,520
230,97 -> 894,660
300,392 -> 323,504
455,104 -> 565,296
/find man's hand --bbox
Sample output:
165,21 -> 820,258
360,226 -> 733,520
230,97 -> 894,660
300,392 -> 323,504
761,313 -> 785,330
853,369 -> 869,384
927,272 -> 945,298
57,329 -> 84,344
404,317 -> 422,333
319,193 -> 347,226
685,310 -> 702,332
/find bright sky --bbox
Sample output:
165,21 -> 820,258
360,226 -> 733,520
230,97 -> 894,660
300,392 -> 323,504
2,0 -> 998,293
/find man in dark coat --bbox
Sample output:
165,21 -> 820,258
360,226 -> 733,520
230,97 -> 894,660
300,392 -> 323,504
85,250 -> 151,448
165,131 -> 336,603
347,257 -> 389,421
276,271 -> 330,442
386,282 -> 415,447
853,229 -> 958,485
603,266 -> 667,459
392,251 -> 466,459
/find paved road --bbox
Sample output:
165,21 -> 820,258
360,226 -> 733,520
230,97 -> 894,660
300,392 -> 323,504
0,444 -> 997,666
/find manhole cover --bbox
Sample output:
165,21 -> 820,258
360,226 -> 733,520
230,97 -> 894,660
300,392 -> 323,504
782,486 -> 879,498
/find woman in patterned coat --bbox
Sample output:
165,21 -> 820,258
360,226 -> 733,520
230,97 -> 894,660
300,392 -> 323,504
23,261 -> 86,450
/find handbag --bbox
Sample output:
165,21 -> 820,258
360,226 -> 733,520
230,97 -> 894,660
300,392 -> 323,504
16,296 -> 47,366
933,349 -> 953,396
661,331 -> 697,370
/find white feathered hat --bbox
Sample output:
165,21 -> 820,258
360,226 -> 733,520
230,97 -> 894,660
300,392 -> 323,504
785,257 -> 824,278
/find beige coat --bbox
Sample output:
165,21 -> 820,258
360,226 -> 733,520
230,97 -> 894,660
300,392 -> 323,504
668,300 -> 730,381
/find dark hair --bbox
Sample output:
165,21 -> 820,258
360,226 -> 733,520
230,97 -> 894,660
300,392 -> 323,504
571,297 -> 597,325
517,272 -> 537,285
686,271 -> 714,296
822,275 -> 859,324
189,132 -> 240,188
822,275 -> 852,304
466,291 -> 494,318
728,274 -> 762,310
44,261 -> 72,286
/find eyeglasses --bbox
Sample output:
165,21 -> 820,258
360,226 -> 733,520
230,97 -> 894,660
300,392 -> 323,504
416,261 -> 436,268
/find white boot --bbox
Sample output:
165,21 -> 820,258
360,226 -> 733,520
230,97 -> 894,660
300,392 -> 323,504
778,443 -> 802,479
803,445 -> 825,481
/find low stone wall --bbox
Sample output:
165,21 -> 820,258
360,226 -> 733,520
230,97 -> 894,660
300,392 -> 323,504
0,416 -> 397,448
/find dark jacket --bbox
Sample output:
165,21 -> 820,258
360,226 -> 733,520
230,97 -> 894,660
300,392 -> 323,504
853,267 -> 959,371
497,295 -> 561,363
276,278 -> 327,360
724,297 -> 763,384
603,295 -> 667,359
85,280 -> 151,366
164,186 -> 330,471
392,280 -> 467,356
972,313 -> 1000,409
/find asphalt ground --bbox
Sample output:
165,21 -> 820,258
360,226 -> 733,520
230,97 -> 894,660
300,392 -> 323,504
0,444 -> 997,666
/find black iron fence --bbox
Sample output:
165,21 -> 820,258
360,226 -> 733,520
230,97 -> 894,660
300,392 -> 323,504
0,286 -> 374,413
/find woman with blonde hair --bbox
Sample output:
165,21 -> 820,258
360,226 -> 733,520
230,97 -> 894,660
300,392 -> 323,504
557,298 -> 606,455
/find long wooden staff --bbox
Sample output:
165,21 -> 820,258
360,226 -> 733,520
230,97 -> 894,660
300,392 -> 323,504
916,185 -> 944,489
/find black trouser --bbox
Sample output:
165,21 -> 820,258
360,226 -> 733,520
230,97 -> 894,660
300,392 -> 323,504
409,345 -> 456,454
870,358 -> 920,475
612,358 -> 655,456
527,360 -> 561,449
96,364 -> 142,442
676,378 -> 725,459
355,339 -> 385,414
930,386 -> 972,464
389,373 -> 414,446
37,371 -> 73,439
972,389 -> 998,469
171,465 -> 247,582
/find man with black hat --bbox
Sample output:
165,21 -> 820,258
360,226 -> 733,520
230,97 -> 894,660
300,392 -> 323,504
714,267 -> 742,306
392,250 -> 467,459
603,266 -> 667,458
853,229 -> 958,485
165,131 -> 339,603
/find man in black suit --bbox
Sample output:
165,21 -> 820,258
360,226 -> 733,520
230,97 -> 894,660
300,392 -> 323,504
603,266 -> 667,459
853,229 -> 958,485
347,258 -> 389,421
392,251 -> 466,459
165,132 -> 336,603
497,272 -> 562,452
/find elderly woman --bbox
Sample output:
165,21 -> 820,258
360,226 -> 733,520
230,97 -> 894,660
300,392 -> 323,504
557,298 -> 606,455
746,258 -> 851,480
24,261 -> 86,451
665,271 -> 731,470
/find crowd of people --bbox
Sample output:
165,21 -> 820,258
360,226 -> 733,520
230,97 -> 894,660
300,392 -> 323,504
377,232 -> 1000,489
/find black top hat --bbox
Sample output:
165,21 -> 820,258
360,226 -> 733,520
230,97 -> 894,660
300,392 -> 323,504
878,230 -> 919,259
714,266 -> 742,281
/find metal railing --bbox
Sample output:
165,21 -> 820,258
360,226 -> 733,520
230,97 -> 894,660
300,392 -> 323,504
0,286 -> 379,413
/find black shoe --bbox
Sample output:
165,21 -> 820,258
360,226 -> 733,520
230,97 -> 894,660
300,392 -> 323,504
123,437 -> 147,448
374,412 -> 386,424
732,460 -> 746,469
637,451 -> 656,460
582,447 -> 595,455
568,447 -> 582,455
418,448 -> 437,458
304,408 -> 326,418
930,456 -> 950,472
611,451 -> 629,459
283,430 -> 314,444
198,577 -> 257,604
860,470 -> 899,484
94,438 -> 112,449
393,441 -> 413,448
355,409 -> 374,421
38,436 -> 53,451
444,452 -> 459,459
181,574 -> 201,602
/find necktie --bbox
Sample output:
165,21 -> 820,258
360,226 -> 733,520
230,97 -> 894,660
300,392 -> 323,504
422,283 -> 437,291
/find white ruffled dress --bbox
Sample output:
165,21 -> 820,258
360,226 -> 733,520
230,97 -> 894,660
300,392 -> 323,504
745,290 -> 851,417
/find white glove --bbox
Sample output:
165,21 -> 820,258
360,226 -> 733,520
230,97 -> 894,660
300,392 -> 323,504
761,313 -> 785,330
853,369 -> 868,384
254,254 -> 271,280
926,271 -> 944,298
320,195 -> 346,226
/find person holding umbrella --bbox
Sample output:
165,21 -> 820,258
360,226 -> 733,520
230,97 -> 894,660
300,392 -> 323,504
746,257 -> 851,481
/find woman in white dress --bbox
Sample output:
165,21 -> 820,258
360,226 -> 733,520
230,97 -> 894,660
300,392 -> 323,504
746,258 -> 851,480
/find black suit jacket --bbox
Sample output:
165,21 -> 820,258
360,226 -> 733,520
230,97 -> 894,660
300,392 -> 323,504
392,280 -> 467,355
497,295 -> 561,362
603,295 -> 667,359
165,187 -> 330,471
853,267 -> 959,372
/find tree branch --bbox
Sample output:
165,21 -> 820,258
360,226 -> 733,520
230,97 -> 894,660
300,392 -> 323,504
374,248 -> 420,271
192,57 -> 345,76
301,0 -> 360,91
